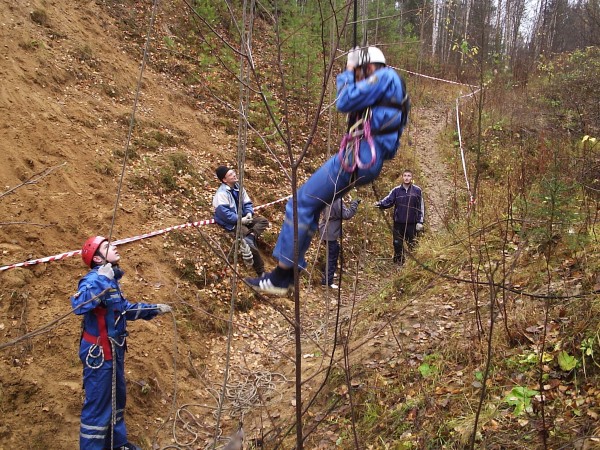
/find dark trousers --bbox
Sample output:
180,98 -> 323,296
238,215 -> 269,275
241,215 -> 269,238
321,240 -> 340,285
392,222 -> 417,264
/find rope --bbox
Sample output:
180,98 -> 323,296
208,372 -> 289,420
156,371 -> 287,449
105,0 -> 160,248
110,339 -> 117,450
456,96 -> 475,207
395,66 -> 478,87
0,290 -> 108,351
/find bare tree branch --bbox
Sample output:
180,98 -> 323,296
0,162 -> 67,200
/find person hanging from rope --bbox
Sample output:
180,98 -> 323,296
71,236 -> 172,450
246,46 -> 410,295
374,169 -> 424,265
213,165 -> 270,277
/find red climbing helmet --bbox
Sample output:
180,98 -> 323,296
81,236 -> 107,268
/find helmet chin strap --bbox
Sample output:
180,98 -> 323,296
94,252 -> 111,267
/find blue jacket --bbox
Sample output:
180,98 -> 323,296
212,183 -> 254,231
336,66 -> 408,161
379,184 -> 424,224
71,267 -> 159,361
319,198 -> 359,241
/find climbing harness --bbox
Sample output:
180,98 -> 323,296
337,73 -> 410,175
338,108 -> 376,173
377,91 -> 411,135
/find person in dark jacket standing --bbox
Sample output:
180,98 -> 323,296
375,170 -> 424,264
319,196 -> 360,288
213,165 -> 270,276
71,236 -> 172,450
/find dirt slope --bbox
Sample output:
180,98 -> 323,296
0,2 -> 455,449
0,1 -> 231,448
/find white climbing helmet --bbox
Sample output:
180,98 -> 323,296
359,46 -> 386,66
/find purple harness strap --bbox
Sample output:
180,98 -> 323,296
338,111 -> 376,173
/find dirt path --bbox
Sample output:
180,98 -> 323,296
412,104 -> 453,231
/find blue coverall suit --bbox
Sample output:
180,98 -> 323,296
71,267 -> 160,450
273,66 -> 408,268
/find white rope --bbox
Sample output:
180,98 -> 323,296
455,96 -> 474,207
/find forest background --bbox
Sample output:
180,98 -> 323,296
1,0 -> 600,449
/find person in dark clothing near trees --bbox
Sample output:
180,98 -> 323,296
213,165 -> 269,276
374,170 -> 424,264
319,196 -> 360,288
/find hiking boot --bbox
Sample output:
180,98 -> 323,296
245,268 -> 293,296
328,283 -> 339,289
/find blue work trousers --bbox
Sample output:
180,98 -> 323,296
79,354 -> 128,450
273,144 -> 387,268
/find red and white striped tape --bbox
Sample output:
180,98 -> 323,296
0,195 -> 291,273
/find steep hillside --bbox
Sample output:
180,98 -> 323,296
0,1 -> 260,448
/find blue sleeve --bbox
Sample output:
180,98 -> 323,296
379,188 -> 397,209
418,189 -> 425,223
123,301 -> 160,321
70,274 -> 112,315
215,204 -> 238,226
242,202 -> 253,216
336,69 -> 390,113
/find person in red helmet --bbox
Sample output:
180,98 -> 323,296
71,236 -> 172,450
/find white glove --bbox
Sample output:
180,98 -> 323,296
416,223 -> 424,231
373,201 -> 381,208
98,263 -> 114,280
347,46 -> 361,69
156,304 -> 172,315
241,213 -> 253,225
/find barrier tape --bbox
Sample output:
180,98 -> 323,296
388,63 -> 481,208
392,66 -> 478,88
391,63 -> 482,208
0,195 -> 291,273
